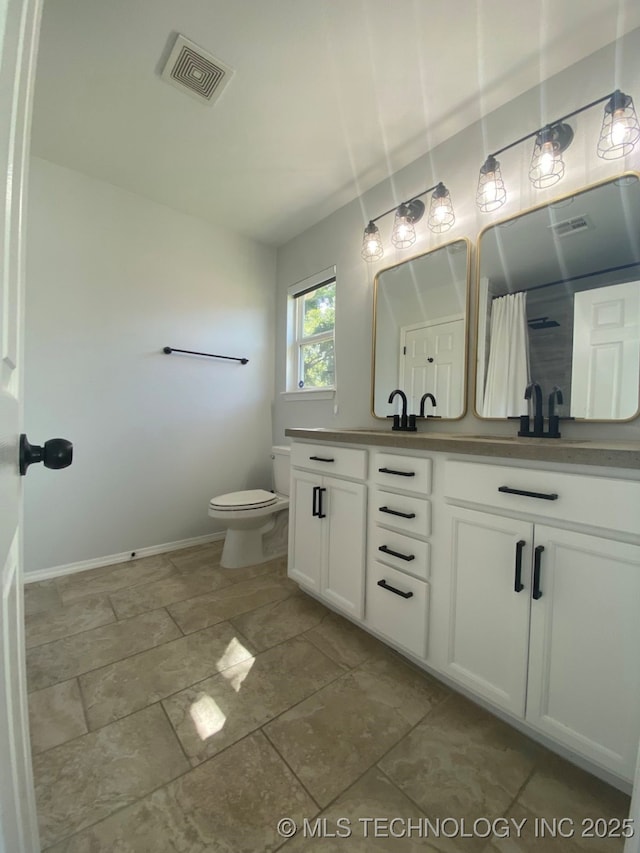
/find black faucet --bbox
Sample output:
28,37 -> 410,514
387,389 -> 416,431
419,393 -> 437,417
519,382 -> 544,437
547,386 -> 563,438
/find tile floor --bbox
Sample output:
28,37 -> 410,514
25,541 -> 631,852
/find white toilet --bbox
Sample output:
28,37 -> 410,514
208,445 -> 290,569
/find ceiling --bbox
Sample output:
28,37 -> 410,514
31,1 -> 640,247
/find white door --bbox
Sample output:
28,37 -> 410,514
445,506 -> 532,717
401,317 -> 464,417
0,1 -> 41,851
526,525 -> 640,782
571,281 -> 640,419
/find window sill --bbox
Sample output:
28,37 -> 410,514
280,388 -> 336,402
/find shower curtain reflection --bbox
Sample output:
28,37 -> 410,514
482,292 -> 530,417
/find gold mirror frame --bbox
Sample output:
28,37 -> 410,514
473,172 -> 640,423
371,237 -> 471,421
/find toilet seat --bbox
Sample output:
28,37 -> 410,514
209,489 -> 278,512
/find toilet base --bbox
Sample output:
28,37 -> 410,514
220,511 -> 288,569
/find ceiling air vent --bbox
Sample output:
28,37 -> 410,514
547,214 -> 593,238
161,35 -> 234,104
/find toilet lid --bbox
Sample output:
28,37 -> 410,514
209,489 -> 278,510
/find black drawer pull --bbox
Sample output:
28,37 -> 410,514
514,539 -> 525,592
498,486 -> 558,501
378,545 -> 415,562
377,579 -> 414,599
309,455 -> 334,463
532,545 -> 544,599
312,485 -> 319,517
378,467 -> 416,477
379,506 -> 416,519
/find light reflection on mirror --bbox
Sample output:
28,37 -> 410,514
372,239 -> 470,420
476,174 -> 640,421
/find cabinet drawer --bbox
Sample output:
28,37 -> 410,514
291,442 -> 367,480
372,488 -> 431,537
371,526 -> 430,580
366,563 -> 428,658
374,452 -> 431,495
445,459 -> 640,537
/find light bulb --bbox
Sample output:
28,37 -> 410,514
611,109 -> 631,147
539,141 -> 556,177
476,156 -> 506,212
483,176 -> 498,204
361,221 -> 383,261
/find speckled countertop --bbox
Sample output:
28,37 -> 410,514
284,428 -> 640,469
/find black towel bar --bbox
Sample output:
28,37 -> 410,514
163,347 -> 248,364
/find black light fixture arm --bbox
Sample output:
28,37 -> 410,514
487,90 -> 618,160
368,182 -> 442,224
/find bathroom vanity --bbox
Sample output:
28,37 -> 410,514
285,428 -> 640,791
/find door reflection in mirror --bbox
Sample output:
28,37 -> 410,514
476,174 -> 640,421
372,239 -> 469,420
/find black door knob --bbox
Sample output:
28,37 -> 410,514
19,434 -> 73,476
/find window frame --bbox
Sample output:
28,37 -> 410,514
285,266 -> 336,398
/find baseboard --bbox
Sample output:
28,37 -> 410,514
24,532 -> 226,583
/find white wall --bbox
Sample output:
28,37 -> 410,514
273,28 -> 640,444
24,157 -> 276,574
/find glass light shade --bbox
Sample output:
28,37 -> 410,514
529,128 -> 566,189
361,221 -> 383,261
391,203 -> 417,249
476,156 -> 506,212
597,91 -> 640,159
427,183 -> 455,233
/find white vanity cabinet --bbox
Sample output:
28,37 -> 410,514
288,442 -> 367,619
366,451 -> 433,658
444,459 -> 640,782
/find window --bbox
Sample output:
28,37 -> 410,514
287,267 -> 336,394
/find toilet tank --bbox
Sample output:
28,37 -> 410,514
271,445 -> 291,496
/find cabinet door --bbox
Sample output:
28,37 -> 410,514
445,506 -> 532,716
322,476 -> 366,619
527,526 -> 640,781
288,469 -> 323,592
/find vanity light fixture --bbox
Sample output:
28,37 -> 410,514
361,183 -> 455,261
476,89 -> 639,212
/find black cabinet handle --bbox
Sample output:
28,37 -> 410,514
532,545 -> 544,599
378,467 -> 416,477
379,506 -> 416,519
309,455 -> 334,463
318,487 -> 327,519
378,545 -> 415,562
377,579 -> 414,599
312,486 -> 319,517
499,486 -> 558,501
514,540 -> 526,592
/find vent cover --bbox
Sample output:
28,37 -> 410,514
548,214 -> 593,238
161,35 -> 234,104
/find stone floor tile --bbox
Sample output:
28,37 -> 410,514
26,608 -> 181,692
33,704 -> 189,849
25,595 -> 115,648
28,679 -> 88,754
304,610 -> 391,669
163,635 -> 343,764
378,693 -> 540,853
43,731 -> 316,853
109,569 -> 232,619
55,554 -> 176,604
80,621 -> 256,729
24,579 -> 62,616
280,767 -> 442,852
264,652 -> 445,807
167,574 -> 292,634
230,591 -> 329,651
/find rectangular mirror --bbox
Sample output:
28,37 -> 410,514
372,239 -> 470,420
475,174 -> 640,421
